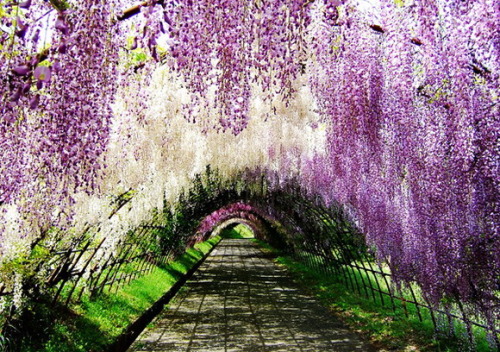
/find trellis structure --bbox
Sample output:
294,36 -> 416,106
0,169 -> 498,350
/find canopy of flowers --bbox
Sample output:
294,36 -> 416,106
0,0 -> 498,326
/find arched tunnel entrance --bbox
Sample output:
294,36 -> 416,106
211,220 -> 255,239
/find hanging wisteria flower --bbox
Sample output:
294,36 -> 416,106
33,66 -> 51,83
12,65 -> 30,76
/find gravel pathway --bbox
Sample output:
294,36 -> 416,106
128,238 -> 378,352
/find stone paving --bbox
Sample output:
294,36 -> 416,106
128,239 -> 378,352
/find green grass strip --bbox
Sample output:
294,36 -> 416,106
251,238 -> 492,352
21,236 -> 220,352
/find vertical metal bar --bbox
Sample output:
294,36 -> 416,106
358,259 -> 377,303
89,255 -> 112,297
365,259 -> 386,306
62,240 -> 92,306
52,251 -> 76,304
408,284 -> 423,322
66,238 -> 106,305
456,297 -> 475,347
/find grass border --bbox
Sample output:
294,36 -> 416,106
17,236 -> 220,352
110,236 -> 220,351
251,238 -> 492,352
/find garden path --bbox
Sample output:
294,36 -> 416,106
128,238 -> 378,352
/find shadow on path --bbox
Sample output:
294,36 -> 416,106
128,239 -> 378,352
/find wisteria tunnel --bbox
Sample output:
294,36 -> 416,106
0,0 -> 499,351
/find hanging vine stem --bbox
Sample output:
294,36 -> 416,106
117,0 -> 165,21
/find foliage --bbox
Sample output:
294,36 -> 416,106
220,224 -> 255,239
14,236 -> 219,352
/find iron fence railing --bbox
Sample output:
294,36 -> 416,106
253,189 -> 499,351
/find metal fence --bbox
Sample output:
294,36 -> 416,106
253,187 -> 499,351
47,217 -> 179,307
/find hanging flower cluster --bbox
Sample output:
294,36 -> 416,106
148,0 -> 313,134
306,0 -> 499,308
0,0 -> 120,237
